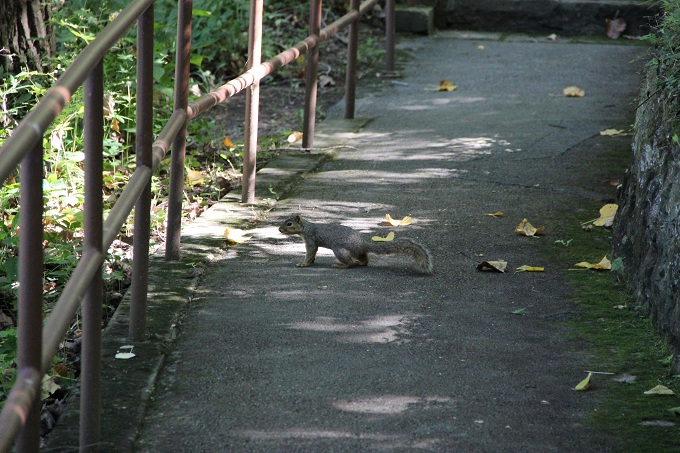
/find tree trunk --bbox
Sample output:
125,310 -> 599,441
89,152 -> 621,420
0,0 -> 53,74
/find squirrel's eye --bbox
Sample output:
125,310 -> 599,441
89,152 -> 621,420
286,221 -> 292,226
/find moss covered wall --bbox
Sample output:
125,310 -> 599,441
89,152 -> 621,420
614,63 -> 680,369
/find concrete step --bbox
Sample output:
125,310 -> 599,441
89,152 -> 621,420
399,0 -> 660,36
396,6 -> 435,35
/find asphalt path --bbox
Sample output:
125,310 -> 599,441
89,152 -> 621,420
133,32 -> 646,452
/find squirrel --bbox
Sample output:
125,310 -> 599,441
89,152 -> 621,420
278,214 -> 433,274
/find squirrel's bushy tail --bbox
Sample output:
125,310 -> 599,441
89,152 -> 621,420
367,238 -> 433,274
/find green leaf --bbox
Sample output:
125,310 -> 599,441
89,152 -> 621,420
1,257 -> 19,280
152,62 -> 166,83
574,372 -> 592,391
610,257 -> 624,272
190,54 -> 204,67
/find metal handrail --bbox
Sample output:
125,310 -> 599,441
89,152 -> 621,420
0,0 -> 394,450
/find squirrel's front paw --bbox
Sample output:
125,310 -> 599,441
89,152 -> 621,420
296,262 -> 312,267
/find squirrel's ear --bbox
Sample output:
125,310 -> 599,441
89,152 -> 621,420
294,215 -> 301,222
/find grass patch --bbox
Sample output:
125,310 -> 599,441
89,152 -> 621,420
548,204 -> 680,452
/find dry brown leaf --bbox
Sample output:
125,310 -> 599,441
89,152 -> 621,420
575,256 -> 611,271
437,79 -> 457,92
593,204 -> 618,227
476,260 -> 508,273
110,118 -> 121,134
599,128 -> 626,137
287,131 -> 303,143
385,214 -> 413,226
224,227 -> 252,244
516,265 -> 545,272
515,219 -> 545,237
186,169 -> 205,186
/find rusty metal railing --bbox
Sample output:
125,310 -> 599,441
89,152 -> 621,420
0,0 -> 394,450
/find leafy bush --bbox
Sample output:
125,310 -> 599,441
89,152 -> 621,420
643,0 -> 680,91
0,329 -> 17,399
0,0 -> 253,409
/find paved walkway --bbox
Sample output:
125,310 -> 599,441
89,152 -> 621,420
48,32 -> 647,452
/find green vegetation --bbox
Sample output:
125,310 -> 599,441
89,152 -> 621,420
643,0 -> 680,92
549,205 -> 680,451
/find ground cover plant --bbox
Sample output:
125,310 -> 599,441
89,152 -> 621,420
643,0 -> 680,96
547,206 -> 680,452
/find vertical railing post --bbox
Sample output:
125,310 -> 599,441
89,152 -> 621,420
80,59 -> 104,453
165,0 -> 192,260
385,0 -> 396,73
15,126 -> 44,453
302,0 -> 322,148
129,3 -> 155,341
242,0 -> 264,204
344,0 -> 359,119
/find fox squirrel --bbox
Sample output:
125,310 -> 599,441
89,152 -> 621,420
278,215 -> 433,274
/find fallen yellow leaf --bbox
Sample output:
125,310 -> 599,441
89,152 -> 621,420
385,214 -> 413,226
287,131 -> 303,143
563,86 -> 585,97
484,211 -> 504,217
186,169 -> 205,186
516,265 -> 545,272
575,256 -> 611,271
223,136 -> 235,148
644,384 -> 675,395
515,218 -> 545,237
224,227 -> 252,244
476,260 -> 507,273
593,203 -> 618,227
372,231 -> 395,242
437,79 -> 457,92
599,128 -> 626,136
574,372 -> 592,391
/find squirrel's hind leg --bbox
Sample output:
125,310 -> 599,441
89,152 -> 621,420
332,249 -> 368,269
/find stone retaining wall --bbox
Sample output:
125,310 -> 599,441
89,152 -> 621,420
613,62 -> 680,370
436,0 -> 658,36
